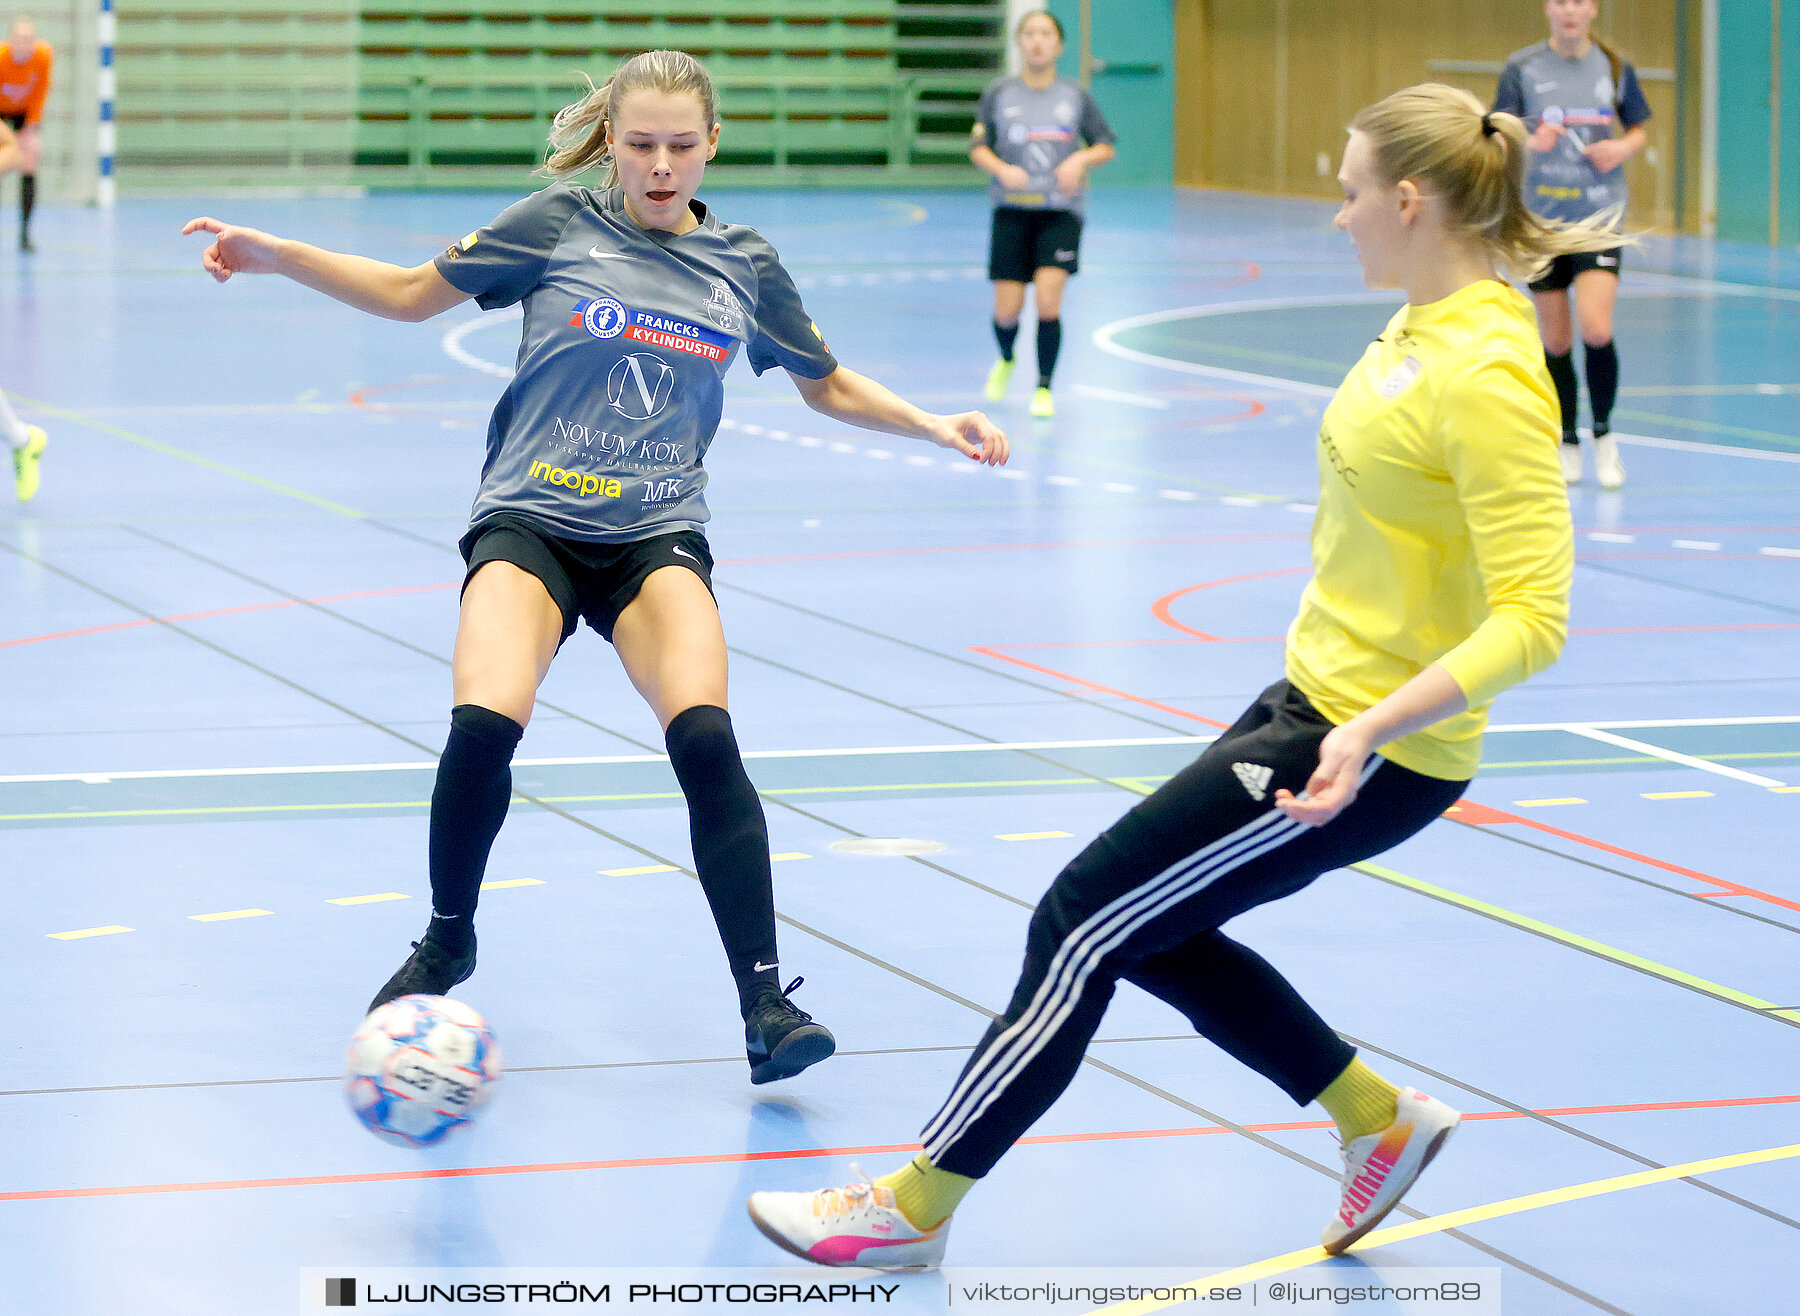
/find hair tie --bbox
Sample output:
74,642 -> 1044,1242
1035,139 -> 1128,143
1480,112 -> 1497,137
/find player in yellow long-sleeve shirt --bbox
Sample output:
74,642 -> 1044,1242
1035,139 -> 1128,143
0,115 -> 47,499
747,84 -> 1620,1270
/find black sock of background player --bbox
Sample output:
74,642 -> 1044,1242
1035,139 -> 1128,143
19,174 -> 35,233
1584,340 -> 1618,433
1036,318 -> 1062,388
1544,349 -> 1579,441
664,705 -> 781,1011
993,319 -> 1019,363
424,704 -> 523,955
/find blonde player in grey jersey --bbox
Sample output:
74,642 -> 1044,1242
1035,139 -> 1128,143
970,10 -> 1115,419
1494,0 -> 1649,488
184,50 -> 1009,1087
0,117 -> 47,499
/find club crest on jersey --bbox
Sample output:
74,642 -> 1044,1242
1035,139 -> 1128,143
705,280 -> 744,333
572,296 -> 628,339
1378,355 -> 1424,399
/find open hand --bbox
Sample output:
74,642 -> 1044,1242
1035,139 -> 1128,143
1273,723 -> 1373,828
1528,122 -> 1564,153
996,164 -> 1032,192
927,411 -> 1009,466
182,216 -> 286,283
1582,138 -> 1632,173
1052,158 -> 1088,195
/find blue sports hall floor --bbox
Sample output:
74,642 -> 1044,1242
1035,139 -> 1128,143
2,185 -> 1797,1315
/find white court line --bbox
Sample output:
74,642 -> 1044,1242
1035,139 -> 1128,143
1093,294 -> 1800,464
442,307 -> 523,379
1072,383 -> 1171,410
5,721 -> 1797,786
1560,726 -> 1790,789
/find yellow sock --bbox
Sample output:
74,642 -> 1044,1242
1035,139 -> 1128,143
875,1154 -> 975,1230
1316,1057 -> 1400,1141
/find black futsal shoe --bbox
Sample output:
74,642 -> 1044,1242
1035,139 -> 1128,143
745,976 -> 836,1085
366,932 -> 477,1016
19,230 -> 33,253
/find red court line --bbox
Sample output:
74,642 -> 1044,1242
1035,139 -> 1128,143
1151,568 -> 1314,641
968,645 -> 1233,729
0,583 -> 459,651
4,1093 -> 1791,1204
1448,799 -> 1800,914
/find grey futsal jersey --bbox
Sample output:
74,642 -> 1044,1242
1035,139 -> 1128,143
1493,41 -> 1651,225
974,76 -> 1115,214
434,184 -> 836,543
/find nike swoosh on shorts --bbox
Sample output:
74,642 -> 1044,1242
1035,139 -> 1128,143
672,544 -> 699,561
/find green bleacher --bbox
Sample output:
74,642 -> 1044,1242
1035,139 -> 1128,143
115,0 -> 1004,191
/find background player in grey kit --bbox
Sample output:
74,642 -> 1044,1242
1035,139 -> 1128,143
1494,0 -> 1649,489
970,10 -> 1115,420
183,49 -> 1008,1085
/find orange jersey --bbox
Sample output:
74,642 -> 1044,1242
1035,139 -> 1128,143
0,42 -> 53,125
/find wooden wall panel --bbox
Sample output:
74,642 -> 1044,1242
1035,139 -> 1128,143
1176,0 -> 1691,232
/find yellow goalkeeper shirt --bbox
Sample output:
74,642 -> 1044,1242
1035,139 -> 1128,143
1285,278 -> 1573,781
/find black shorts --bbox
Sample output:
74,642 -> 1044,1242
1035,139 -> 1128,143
988,206 -> 1082,283
1528,246 -> 1624,293
458,513 -> 715,644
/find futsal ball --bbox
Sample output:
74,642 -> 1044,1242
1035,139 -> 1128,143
345,995 -> 501,1147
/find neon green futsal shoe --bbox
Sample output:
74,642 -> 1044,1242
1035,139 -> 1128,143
12,425 -> 46,502
984,358 -> 1015,402
1030,386 -> 1054,418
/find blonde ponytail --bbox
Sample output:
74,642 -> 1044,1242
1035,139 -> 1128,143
542,49 -> 719,183
1351,83 -> 1631,281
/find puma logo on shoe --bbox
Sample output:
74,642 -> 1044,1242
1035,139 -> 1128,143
1232,762 -> 1273,801
1337,1144 -> 1399,1225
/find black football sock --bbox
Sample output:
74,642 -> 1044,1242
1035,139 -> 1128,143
1584,340 -> 1618,432
1036,318 -> 1062,388
424,704 -> 524,955
1544,349 -> 1579,441
664,705 -> 781,1010
993,319 -> 1019,362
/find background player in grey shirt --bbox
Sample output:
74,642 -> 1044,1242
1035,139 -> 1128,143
970,10 -> 1116,419
1494,0 -> 1649,489
184,49 -> 1008,1086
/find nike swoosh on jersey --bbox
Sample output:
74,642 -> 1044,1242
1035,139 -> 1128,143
589,246 -> 630,260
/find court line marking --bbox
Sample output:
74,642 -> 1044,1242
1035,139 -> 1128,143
3,719 -> 1796,785
1086,1142 -> 1800,1316
1092,296 -> 1800,463
2,393 -> 368,516
3,1097 -> 1792,1204
1563,726 -> 1790,788
45,926 -> 133,940
1448,798 -> 1800,915
187,909 -> 272,922
1355,861 -> 1800,1026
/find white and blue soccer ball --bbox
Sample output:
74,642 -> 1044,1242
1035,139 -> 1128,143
345,995 -> 501,1147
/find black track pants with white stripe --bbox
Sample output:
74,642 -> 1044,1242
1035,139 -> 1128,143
923,680 -> 1468,1179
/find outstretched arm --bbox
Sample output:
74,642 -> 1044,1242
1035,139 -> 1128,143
787,365 -> 1009,466
182,217 -> 471,323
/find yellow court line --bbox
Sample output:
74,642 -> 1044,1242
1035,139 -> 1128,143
479,878 -> 543,891
1642,791 -> 1714,800
187,908 -> 272,922
997,831 -> 1074,841
600,864 -> 678,877
1087,1142 -> 1800,1315
1511,797 -> 1587,807
9,394 -> 367,519
770,852 -> 811,862
327,893 -> 409,906
47,925 -> 134,940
